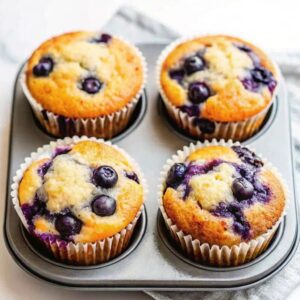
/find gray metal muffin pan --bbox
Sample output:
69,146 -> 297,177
4,43 -> 299,291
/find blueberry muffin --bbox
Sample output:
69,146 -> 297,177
22,32 -> 146,138
12,138 -> 145,265
159,142 -> 286,266
158,35 -> 278,141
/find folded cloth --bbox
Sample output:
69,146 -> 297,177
105,6 -> 300,300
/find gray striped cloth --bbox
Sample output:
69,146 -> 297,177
105,6 -> 300,300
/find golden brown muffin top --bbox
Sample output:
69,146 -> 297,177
19,140 -> 144,243
26,32 -> 145,118
160,35 -> 278,122
162,145 -> 285,246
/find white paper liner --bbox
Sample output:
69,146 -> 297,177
11,136 -> 147,265
20,35 -> 147,139
156,35 -> 280,141
158,139 -> 289,267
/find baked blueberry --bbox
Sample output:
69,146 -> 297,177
38,160 -> 52,177
81,76 -> 102,94
251,67 -> 274,84
232,177 -> 254,200
195,118 -> 215,134
33,57 -> 54,77
188,82 -> 210,104
55,214 -> 82,237
183,55 -> 205,75
93,166 -> 118,188
241,78 -> 259,92
91,195 -> 116,216
180,104 -> 200,117
169,69 -> 185,82
166,163 -> 187,188
232,146 -> 264,168
125,171 -> 140,184
91,33 -> 112,44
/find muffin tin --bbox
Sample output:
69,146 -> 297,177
4,43 -> 299,290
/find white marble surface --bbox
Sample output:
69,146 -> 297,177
1,0 -> 300,299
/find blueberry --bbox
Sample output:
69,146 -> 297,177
55,214 -> 82,237
236,44 -> 252,52
183,55 -> 205,75
93,166 -> 118,188
232,177 -> 254,201
38,160 -> 52,177
91,195 -> 116,216
125,171 -> 140,184
194,118 -> 215,134
33,57 -> 54,77
268,79 -> 277,94
251,67 -> 274,84
166,163 -> 187,188
188,82 -> 211,104
232,146 -> 264,168
179,104 -> 200,117
91,33 -> 112,43
169,69 -> 185,82
241,78 -> 259,92
81,76 -> 102,94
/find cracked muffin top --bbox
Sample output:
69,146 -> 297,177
18,140 -> 144,243
160,35 -> 278,123
25,31 -> 144,118
162,145 -> 285,246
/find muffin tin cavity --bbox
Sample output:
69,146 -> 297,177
21,208 -> 147,269
157,210 -> 284,270
158,95 -> 278,143
32,90 -> 147,141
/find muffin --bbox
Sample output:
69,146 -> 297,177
157,35 -> 279,141
159,140 -> 287,266
11,137 -> 145,265
21,31 -> 146,139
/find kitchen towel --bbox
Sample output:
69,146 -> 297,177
104,6 -> 300,300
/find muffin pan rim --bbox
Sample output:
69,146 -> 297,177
4,43 -> 299,291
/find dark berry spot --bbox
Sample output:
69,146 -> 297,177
91,195 -> 116,216
188,82 -> 211,104
232,177 -> 254,201
179,104 -> 200,117
169,69 -> 185,83
232,146 -> 264,168
33,57 -> 54,77
166,163 -> 187,188
55,214 -> 82,237
268,79 -> 277,94
93,166 -> 118,188
213,202 -> 250,240
38,160 -> 52,178
125,171 -> 140,184
53,146 -> 71,157
90,33 -> 112,44
251,67 -> 274,84
183,55 -> 205,75
81,76 -> 102,94
241,78 -> 259,92
236,44 -> 252,52
194,118 -> 215,134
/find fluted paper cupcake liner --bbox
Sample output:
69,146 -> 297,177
156,35 -> 280,141
21,37 -> 147,139
11,136 -> 147,265
158,139 -> 289,267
